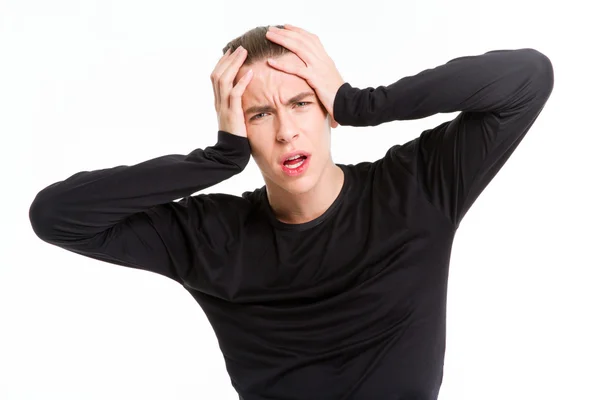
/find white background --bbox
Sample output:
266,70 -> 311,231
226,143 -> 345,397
2,0 -> 599,399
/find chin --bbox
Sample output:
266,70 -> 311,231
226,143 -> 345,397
281,176 -> 316,195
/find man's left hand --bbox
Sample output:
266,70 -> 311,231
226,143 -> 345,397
265,24 -> 345,128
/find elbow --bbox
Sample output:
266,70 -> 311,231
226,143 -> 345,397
29,192 -> 59,241
29,197 -> 50,240
29,183 -> 101,247
523,48 -> 555,101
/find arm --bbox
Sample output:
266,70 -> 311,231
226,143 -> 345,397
333,48 -> 554,228
29,131 -> 250,284
333,48 -> 554,125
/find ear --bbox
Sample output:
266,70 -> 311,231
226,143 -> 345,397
328,114 -> 339,129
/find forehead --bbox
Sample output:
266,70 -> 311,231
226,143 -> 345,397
238,53 -> 312,103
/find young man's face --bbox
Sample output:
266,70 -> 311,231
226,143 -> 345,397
235,52 -> 335,195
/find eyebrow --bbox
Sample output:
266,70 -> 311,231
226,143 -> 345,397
244,91 -> 316,115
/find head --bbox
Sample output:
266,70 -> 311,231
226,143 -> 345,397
223,25 -> 337,196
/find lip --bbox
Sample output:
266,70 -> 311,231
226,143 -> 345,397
281,154 -> 310,177
279,150 -> 311,166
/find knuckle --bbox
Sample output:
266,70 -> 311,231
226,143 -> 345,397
218,73 -> 230,85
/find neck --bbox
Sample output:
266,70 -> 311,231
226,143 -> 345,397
265,162 -> 344,225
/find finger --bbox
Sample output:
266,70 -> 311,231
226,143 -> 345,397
282,24 -> 324,52
219,47 -> 247,89
213,47 -> 243,83
218,47 -> 248,108
229,69 -> 253,111
267,27 -> 317,50
277,25 -> 321,50
283,24 -> 317,39
213,47 -> 245,88
213,47 -> 232,73
266,29 -> 315,64
212,48 -> 232,108
266,57 -> 307,80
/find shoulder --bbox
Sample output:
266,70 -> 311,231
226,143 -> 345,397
240,186 -> 264,206
161,189 -> 262,231
378,137 -> 421,179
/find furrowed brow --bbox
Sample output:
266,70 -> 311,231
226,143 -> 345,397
244,91 -> 315,115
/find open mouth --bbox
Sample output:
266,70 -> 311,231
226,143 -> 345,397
281,155 -> 310,176
283,155 -> 307,168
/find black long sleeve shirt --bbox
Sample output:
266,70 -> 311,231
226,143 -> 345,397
29,48 -> 554,400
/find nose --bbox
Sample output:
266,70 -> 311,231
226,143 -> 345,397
276,112 -> 299,143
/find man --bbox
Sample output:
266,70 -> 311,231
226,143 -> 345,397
29,23 -> 554,400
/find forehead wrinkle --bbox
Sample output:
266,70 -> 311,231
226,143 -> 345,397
243,68 -> 313,115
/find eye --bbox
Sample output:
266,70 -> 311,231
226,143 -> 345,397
250,113 -> 267,121
249,102 -> 311,121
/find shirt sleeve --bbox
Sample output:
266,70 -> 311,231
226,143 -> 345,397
333,48 -> 554,229
29,130 -> 251,284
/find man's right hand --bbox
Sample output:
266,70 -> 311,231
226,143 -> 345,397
211,46 -> 254,138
